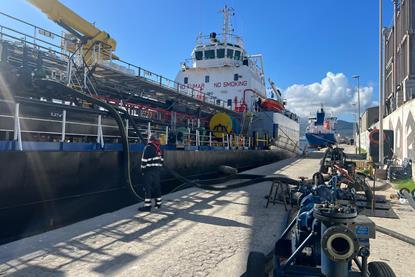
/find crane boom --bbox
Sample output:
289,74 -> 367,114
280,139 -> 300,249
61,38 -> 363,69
268,78 -> 282,98
27,0 -> 116,60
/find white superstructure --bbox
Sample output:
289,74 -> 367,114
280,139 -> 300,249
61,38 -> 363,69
175,5 -> 300,152
176,6 -> 266,112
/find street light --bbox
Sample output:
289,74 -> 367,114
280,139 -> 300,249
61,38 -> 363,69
352,102 -> 357,154
352,75 -> 361,154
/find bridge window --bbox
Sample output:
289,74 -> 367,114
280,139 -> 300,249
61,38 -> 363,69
217,49 -> 225,58
205,75 -> 210,83
234,50 -> 241,60
195,51 -> 203,61
204,50 -> 215,59
234,74 -> 239,81
184,77 -> 188,84
226,49 -> 234,59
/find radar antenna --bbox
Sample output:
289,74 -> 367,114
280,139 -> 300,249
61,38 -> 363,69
220,5 -> 234,45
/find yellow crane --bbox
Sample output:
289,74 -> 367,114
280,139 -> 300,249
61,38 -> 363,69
27,0 -> 117,62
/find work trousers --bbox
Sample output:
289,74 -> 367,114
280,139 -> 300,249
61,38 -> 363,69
142,169 -> 162,207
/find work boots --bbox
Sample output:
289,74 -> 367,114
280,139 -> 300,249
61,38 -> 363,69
138,198 -> 152,212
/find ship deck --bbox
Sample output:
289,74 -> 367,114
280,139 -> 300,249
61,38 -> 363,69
0,153 -> 323,277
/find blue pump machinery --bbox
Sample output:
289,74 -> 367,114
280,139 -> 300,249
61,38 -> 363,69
246,174 -> 396,277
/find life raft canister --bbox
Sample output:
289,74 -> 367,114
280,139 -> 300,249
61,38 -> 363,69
369,128 -> 386,145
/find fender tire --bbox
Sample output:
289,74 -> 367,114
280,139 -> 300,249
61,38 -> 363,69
246,251 -> 267,277
368,261 -> 396,277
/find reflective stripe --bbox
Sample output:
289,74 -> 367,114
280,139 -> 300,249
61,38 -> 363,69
141,156 -> 164,162
141,163 -> 163,168
144,199 -> 151,207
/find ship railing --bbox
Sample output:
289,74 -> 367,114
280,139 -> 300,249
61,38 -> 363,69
195,33 -> 244,49
0,101 -> 242,150
0,11 -> 70,54
103,58 -> 229,110
182,130 -> 259,150
0,11 -> 231,112
0,106 -> 279,152
274,135 -> 301,154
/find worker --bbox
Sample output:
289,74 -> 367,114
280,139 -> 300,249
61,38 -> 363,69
138,134 -> 164,212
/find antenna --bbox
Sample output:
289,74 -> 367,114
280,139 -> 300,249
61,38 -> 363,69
220,5 -> 234,45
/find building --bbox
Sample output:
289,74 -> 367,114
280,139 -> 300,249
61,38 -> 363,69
384,0 -> 415,115
360,1 -> 415,179
360,106 -> 379,133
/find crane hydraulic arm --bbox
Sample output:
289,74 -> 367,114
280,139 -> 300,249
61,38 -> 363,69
268,78 -> 282,98
27,0 -> 116,61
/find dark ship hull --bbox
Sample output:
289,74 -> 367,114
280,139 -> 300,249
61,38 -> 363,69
0,147 -> 291,244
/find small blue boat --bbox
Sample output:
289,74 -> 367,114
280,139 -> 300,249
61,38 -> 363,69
305,107 -> 337,148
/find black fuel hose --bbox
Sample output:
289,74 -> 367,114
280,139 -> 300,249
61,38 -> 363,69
164,166 -> 299,191
39,80 -> 299,200
38,80 -> 145,200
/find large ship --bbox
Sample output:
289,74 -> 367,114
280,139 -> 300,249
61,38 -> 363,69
305,107 -> 337,148
0,2 -> 299,243
176,6 -> 299,151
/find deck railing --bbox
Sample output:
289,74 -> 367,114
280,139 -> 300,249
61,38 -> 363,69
0,100 -> 283,151
0,11 -> 230,112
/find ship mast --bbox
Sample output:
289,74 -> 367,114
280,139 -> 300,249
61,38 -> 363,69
220,5 -> 234,46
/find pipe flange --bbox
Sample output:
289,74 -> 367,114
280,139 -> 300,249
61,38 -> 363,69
322,225 -> 359,262
314,204 -> 357,223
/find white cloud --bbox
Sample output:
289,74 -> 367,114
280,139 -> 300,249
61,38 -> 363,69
283,72 -> 377,118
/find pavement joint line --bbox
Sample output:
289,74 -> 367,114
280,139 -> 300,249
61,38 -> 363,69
0,152 -> 326,276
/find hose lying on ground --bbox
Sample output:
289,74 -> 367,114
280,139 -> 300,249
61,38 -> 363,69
376,225 -> 415,247
164,166 -> 299,191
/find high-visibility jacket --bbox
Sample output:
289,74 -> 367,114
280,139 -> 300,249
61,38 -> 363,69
141,141 -> 164,172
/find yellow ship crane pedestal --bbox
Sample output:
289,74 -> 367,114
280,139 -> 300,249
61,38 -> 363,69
28,0 -> 117,63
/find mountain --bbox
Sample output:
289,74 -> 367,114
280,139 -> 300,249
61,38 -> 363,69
336,120 -> 355,138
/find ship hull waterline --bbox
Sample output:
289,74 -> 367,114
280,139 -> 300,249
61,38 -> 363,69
305,133 -> 336,148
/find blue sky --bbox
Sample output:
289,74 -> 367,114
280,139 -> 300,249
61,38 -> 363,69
0,0 -> 394,120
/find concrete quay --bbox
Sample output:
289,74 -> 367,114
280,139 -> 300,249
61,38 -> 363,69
0,153 -> 322,277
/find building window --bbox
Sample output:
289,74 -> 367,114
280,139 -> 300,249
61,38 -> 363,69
217,49 -> 225,58
195,51 -> 203,61
234,50 -> 241,60
184,77 -> 188,84
204,50 -> 215,59
226,49 -> 234,59
234,74 -> 239,81
205,75 -> 210,83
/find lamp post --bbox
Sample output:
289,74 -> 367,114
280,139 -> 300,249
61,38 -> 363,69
379,0 -> 384,166
352,102 -> 357,154
352,75 -> 361,154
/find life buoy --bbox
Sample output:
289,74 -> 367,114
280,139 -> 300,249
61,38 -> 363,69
369,129 -> 386,145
